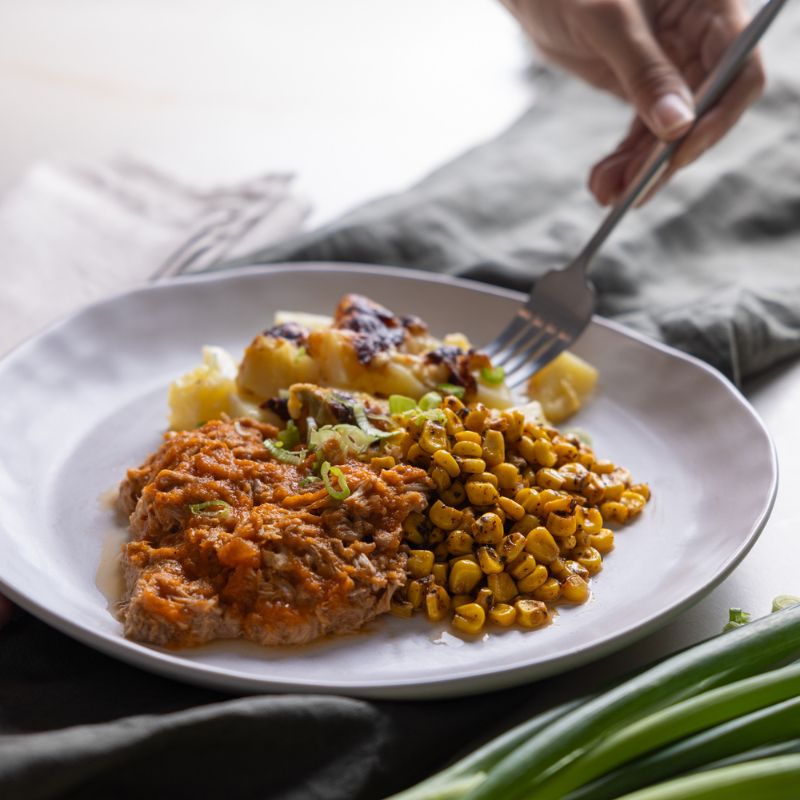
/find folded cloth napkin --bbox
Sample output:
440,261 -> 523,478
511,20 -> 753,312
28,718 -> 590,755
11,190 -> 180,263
4,9 -> 800,799
0,158 -> 309,355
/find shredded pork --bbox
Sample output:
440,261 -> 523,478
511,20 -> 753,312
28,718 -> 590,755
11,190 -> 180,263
117,418 -> 430,647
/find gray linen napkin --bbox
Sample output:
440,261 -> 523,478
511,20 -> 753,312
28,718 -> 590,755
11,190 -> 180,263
0,159 -> 309,355
4,11 -> 800,800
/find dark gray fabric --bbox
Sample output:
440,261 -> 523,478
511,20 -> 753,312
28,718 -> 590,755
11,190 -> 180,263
2,614 -> 608,800
5,13 -> 800,800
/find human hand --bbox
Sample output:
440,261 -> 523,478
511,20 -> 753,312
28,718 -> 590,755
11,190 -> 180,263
502,0 -> 765,205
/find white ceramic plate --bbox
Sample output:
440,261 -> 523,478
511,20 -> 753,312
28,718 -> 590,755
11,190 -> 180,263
0,264 -> 777,698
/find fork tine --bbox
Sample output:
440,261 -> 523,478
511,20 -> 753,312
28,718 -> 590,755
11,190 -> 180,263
494,324 -> 550,373
505,333 -> 573,389
482,312 -> 529,359
501,327 -> 559,383
490,316 -> 550,370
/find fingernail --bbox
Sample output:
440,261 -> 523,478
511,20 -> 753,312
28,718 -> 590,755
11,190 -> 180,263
650,93 -> 694,137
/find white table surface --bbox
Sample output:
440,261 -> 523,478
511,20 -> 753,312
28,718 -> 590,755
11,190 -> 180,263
1,0 -> 798,690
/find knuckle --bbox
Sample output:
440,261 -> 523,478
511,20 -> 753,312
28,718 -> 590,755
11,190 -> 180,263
629,62 -> 682,100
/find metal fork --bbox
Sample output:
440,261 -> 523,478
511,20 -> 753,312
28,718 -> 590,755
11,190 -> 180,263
486,0 -> 788,389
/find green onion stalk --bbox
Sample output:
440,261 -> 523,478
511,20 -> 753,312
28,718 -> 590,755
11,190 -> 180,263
387,603 -> 800,800
565,689 -> 800,800
464,605 -> 800,800
608,755 -> 800,800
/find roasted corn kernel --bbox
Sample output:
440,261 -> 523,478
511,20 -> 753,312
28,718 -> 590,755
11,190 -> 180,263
464,406 -> 489,432
499,532 -> 527,563
425,584 -> 451,621
620,490 -> 647,516
432,449 -> 460,478
482,429 -> 506,467
503,410 -> 525,442
525,527 -> 560,563
466,480 -> 499,506
390,597 -> 414,618
402,510 -> 428,546
600,500 -> 629,524
474,512 -> 504,545
572,545 -> 603,575
419,420 -> 448,454
547,511 -> 578,538
509,514 -> 539,537
532,577 -> 561,603
516,564 -> 549,593
431,562 -> 449,586
468,470 -> 499,488
446,530 -> 475,556
477,545 -> 504,575
515,487 -> 541,515
488,572 -> 518,603
560,574 -> 590,603
514,599 -> 549,628
429,500 -> 463,531
536,468 -> 565,490
407,579 -> 425,608
589,528 -> 615,554
475,587 -> 494,611
440,481 -> 466,506
578,506 -> 603,535
460,457 -> 487,475
449,558 -> 483,594
489,603 -> 517,627
407,549 -> 435,578
491,462 -> 519,491
430,465 -> 452,492
453,440 -> 483,458
517,435 -> 537,464
508,553 -> 538,581
452,602 -> 486,635
498,496 -> 526,522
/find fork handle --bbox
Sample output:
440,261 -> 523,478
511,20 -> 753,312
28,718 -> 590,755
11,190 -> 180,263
574,0 -> 788,271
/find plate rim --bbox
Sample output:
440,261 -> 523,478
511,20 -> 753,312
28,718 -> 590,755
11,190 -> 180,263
0,261 -> 779,698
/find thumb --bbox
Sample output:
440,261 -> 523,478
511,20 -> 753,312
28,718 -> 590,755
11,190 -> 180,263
584,2 -> 695,140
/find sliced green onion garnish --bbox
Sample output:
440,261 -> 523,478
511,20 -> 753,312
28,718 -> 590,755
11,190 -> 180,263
353,404 -> 398,439
305,416 -> 318,438
264,438 -> 307,465
481,365 -> 506,385
188,500 -> 231,517
309,424 -> 376,456
389,395 -> 417,415
723,608 -> 752,632
277,420 -> 301,448
418,391 -> 443,411
773,595 -> 800,613
437,383 -> 465,399
299,476 -> 322,488
321,460 -> 350,500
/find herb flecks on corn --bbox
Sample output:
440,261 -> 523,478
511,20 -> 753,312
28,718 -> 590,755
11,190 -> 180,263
389,398 -> 649,634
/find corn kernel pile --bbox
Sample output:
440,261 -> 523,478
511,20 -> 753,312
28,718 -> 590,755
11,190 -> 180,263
387,397 -> 649,635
